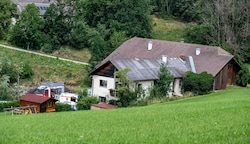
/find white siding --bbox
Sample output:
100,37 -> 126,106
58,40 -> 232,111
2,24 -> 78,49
92,75 -> 115,98
136,81 -> 154,96
173,79 -> 183,96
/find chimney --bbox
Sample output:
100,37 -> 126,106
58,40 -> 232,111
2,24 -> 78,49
180,54 -> 186,61
196,48 -> 201,56
162,55 -> 167,64
148,40 -> 152,51
134,55 -> 140,61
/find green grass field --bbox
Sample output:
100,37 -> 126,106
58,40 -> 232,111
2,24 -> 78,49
1,87 -> 249,144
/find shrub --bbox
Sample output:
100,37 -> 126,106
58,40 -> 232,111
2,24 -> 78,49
183,71 -> 213,95
0,100 -> 19,112
55,103 -> 71,112
235,64 -> 249,87
77,96 -> 98,110
20,62 -> 33,79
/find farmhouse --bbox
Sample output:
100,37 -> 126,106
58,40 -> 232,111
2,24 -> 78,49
20,93 -> 57,113
90,37 -> 241,101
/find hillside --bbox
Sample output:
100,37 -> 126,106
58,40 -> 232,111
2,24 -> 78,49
0,16 -> 187,90
1,86 -> 249,143
152,16 -> 187,41
0,46 -> 88,90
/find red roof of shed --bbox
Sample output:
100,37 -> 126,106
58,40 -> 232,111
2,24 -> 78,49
20,94 -> 55,104
91,103 -> 117,109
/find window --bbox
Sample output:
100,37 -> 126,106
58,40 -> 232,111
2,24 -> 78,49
99,96 -> 106,103
48,101 -> 53,108
100,80 -> 107,88
179,79 -> 182,88
138,84 -> 142,89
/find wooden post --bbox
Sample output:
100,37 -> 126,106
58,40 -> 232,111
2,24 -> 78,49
34,106 -> 37,114
11,106 -> 13,116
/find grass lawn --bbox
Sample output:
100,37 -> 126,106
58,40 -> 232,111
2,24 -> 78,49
0,87 -> 250,143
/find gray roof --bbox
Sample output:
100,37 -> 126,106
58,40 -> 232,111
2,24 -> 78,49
110,57 -> 192,81
100,37 -> 234,76
12,0 -> 53,15
41,82 -> 64,87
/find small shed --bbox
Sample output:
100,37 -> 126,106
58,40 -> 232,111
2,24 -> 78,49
91,103 -> 117,110
20,94 -> 57,113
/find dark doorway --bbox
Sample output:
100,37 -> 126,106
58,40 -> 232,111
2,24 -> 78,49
40,102 -> 46,112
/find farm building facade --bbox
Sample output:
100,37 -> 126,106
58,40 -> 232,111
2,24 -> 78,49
20,94 -> 57,113
90,37 -> 241,101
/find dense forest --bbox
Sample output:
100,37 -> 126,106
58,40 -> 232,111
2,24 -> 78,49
0,0 -> 250,100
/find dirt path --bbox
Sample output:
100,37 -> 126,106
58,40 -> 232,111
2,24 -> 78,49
0,44 -> 88,65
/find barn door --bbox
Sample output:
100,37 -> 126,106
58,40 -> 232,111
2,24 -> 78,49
40,103 -> 46,112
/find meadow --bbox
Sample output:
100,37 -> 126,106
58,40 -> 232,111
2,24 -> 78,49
0,46 -> 87,88
0,86 -> 249,144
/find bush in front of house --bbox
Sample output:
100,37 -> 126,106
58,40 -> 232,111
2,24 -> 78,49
183,71 -> 213,95
55,103 -> 71,112
235,64 -> 249,87
0,100 -> 19,112
77,96 -> 98,110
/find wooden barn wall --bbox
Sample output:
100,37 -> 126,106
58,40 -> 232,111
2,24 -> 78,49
45,100 -> 56,112
230,60 -> 241,85
214,59 -> 241,90
20,100 -> 40,113
214,64 -> 228,90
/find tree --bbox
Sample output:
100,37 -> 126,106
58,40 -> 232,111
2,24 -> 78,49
114,68 -> 140,107
184,24 -> 212,45
83,0 -> 153,38
170,0 -> 199,22
0,0 -> 16,40
235,64 -> 249,87
183,71 -> 213,95
44,0 -> 89,51
10,3 -> 43,50
200,0 -> 250,55
151,65 -> 173,98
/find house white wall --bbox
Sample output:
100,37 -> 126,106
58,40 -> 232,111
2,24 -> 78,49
136,81 -> 154,97
173,78 -> 183,97
92,75 -> 184,101
92,75 -> 115,98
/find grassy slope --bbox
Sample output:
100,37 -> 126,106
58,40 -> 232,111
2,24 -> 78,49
0,16 -> 186,89
152,16 -> 187,41
0,87 -> 249,143
0,46 -> 87,89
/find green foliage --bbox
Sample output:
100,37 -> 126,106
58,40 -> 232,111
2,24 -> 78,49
43,1 -> 89,51
151,65 -> 173,98
183,71 -> 213,95
114,68 -> 141,107
10,4 -> 43,50
77,96 -> 98,110
239,39 -> 250,63
55,103 -> 71,112
184,24 -> 212,45
235,64 -> 249,87
150,0 -> 171,18
20,62 -> 33,79
0,0 -> 16,40
171,0 -> 199,22
0,100 -> 19,112
0,53 -> 33,100
83,0 -> 153,38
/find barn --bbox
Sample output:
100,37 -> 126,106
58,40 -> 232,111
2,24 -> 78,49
20,94 -> 57,113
